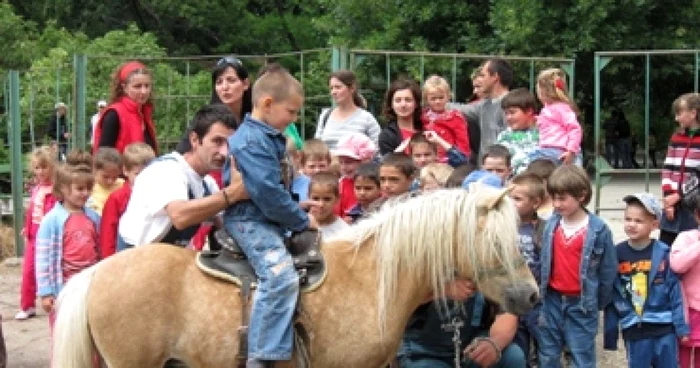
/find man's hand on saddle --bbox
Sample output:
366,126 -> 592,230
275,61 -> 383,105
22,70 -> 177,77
422,278 -> 476,303
224,156 -> 249,203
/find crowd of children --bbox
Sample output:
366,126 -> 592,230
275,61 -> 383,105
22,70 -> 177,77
16,60 -> 700,368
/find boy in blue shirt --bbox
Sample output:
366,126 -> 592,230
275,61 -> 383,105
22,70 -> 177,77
224,68 -> 319,367
603,193 -> 688,368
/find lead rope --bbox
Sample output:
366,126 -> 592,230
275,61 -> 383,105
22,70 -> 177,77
450,317 -> 464,368
236,277 -> 253,368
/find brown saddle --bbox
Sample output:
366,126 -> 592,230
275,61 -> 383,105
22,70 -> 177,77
195,229 -> 327,293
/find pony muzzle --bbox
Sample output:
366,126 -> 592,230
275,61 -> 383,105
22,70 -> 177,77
504,283 -> 540,316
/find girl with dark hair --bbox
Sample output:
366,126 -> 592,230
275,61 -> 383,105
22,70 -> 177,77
210,56 -> 252,122
378,78 -> 423,155
315,70 -> 381,151
94,61 -> 157,154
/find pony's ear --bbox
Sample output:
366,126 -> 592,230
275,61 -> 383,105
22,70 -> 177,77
485,185 -> 514,211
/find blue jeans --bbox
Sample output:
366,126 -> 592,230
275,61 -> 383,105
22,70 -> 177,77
529,147 -> 583,166
538,289 -> 597,368
399,339 -> 525,368
514,304 -> 541,368
226,221 -> 299,360
625,333 -> 678,368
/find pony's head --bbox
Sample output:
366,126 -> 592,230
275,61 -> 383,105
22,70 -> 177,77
349,186 -> 539,328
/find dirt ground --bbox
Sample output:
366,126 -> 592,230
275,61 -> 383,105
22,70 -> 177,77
0,173 -> 651,367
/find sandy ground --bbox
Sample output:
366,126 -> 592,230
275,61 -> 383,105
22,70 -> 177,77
0,173 -> 655,367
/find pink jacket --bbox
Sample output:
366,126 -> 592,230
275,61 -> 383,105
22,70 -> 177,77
537,102 -> 582,153
670,229 -> 700,313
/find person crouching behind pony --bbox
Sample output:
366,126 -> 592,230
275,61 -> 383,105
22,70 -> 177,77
35,150 -> 100,339
223,67 -> 319,367
537,165 -> 617,368
603,193 -> 688,368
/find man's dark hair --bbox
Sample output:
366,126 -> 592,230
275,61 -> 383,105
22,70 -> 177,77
484,58 -> 513,89
177,104 -> 237,153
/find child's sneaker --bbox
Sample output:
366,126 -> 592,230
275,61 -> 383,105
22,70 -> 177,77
14,308 -> 36,320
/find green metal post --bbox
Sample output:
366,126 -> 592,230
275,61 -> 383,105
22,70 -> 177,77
386,54 -> 391,90
300,51 -> 306,140
695,52 -> 699,93
9,71 -> 25,256
594,55 -> 601,215
74,54 -> 87,149
55,65 -> 61,103
529,61 -> 535,93
452,56 -> 457,98
29,74 -> 35,149
186,61 -> 191,128
331,46 -> 341,72
570,59 -> 576,99
419,54 -> 425,84
644,55 -> 651,192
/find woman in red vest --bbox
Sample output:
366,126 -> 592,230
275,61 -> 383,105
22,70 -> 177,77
93,61 -> 158,155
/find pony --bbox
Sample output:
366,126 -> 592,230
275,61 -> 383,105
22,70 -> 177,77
52,185 -> 539,367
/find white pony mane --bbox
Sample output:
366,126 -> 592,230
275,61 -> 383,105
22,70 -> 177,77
344,185 -> 522,331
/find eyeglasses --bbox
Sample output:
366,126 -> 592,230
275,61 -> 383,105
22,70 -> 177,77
216,56 -> 243,68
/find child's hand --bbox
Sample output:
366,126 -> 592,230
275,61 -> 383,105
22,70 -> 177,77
681,336 -> 690,343
299,200 -> 321,212
424,130 -> 451,150
559,151 -> 575,164
41,296 -> 55,313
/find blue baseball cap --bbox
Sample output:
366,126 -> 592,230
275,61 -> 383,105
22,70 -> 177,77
462,170 -> 503,190
623,193 -> 661,220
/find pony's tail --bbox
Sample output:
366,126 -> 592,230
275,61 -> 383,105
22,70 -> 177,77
52,264 -> 99,368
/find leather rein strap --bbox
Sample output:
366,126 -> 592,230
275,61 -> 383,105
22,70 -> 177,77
237,277 -> 253,368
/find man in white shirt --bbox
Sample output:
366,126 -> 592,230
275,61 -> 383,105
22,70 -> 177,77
90,100 -> 107,146
119,104 -> 246,247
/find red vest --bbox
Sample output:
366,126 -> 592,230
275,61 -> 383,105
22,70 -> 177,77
93,97 -> 157,154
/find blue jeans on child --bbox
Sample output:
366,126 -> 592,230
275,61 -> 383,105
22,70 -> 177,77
538,289 -> 597,368
226,221 -> 300,361
514,304 -> 541,368
529,147 -> 583,166
625,333 -> 678,368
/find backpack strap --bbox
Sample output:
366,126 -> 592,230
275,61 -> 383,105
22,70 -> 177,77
317,107 -> 334,137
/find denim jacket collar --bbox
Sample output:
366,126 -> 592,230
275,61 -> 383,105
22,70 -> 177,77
244,114 -> 285,138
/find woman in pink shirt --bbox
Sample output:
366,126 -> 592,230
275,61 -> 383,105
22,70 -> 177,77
529,68 -> 583,166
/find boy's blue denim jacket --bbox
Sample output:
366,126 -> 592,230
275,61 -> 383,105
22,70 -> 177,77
224,115 -> 309,232
539,212 -> 618,314
602,239 -> 689,349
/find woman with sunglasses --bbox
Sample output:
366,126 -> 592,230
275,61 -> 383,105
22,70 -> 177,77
93,61 -> 158,154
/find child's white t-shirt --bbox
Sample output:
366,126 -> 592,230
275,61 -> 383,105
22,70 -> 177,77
319,217 -> 349,239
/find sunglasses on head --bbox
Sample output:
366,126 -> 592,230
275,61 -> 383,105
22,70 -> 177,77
216,56 -> 243,68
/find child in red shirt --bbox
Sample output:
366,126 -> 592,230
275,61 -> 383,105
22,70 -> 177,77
421,75 -> 471,162
16,146 -> 57,320
332,133 -> 377,218
538,165 -> 617,367
100,143 -> 155,258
